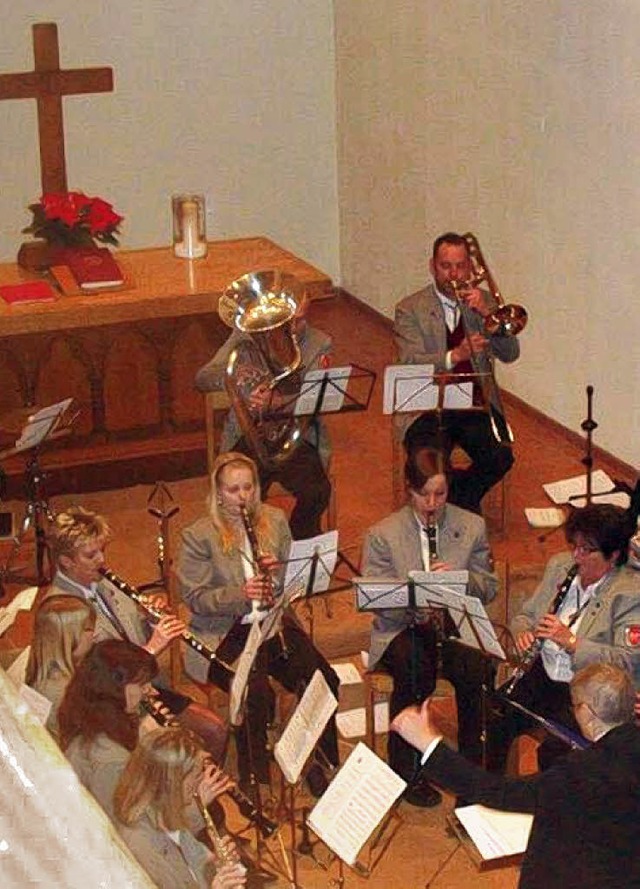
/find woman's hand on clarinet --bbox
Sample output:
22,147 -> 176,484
145,613 -> 187,656
390,698 -> 440,753
515,630 -> 536,654
211,855 -> 247,889
430,559 -> 453,572
198,762 -> 235,807
535,613 -> 577,653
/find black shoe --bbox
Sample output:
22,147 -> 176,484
306,763 -> 329,798
403,782 -> 442,808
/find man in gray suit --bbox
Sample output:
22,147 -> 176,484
363,448 -> 497,806
394,232 -> 519,513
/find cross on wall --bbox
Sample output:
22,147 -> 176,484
0,21 -> 114,195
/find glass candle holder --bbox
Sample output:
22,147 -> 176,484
172,194 -> 207,259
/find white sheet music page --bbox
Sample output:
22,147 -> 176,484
273,670 -> 338,784
295,366 -> 352,415
229,620 -> 262,726
284,530 -> 338,595
543,469 -> 629,508
455,804 -> 533,860
383,364 -> 436,414
307,742 -> 406,867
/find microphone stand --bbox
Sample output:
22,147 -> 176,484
580,384 -> 597,505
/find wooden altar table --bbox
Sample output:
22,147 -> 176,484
0,237 -> 333,495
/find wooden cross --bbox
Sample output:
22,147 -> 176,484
0,22 -> 114,194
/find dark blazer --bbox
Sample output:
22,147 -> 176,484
422,723 -> 640,889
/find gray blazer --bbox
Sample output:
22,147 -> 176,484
176,505 -> 292,682
362,503 -> 497,668
393,283 -> 520,438
195,323 -> 332,468
511,552 -> 640,687
43,572 -> 149,648
66,734 -> 213,889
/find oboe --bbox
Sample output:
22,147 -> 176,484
501,563 -> 579,697
98,567 -> 234,679
141,694 -> 277,838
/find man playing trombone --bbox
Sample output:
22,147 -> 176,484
394,231 -> 520,514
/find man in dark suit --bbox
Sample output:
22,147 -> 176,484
394,232 -> 519,513
391,662 -> 640,889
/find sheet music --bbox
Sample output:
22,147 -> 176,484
330,662 -> 363,685
0,586 -> 39,638
14,398 -> 73,452
524,507 -> 565,528
294,366 -> 352,415
229,620 -> 262,726
354,578 -> 411,611
274,670 -> 338,784
383,365 -> 473,414
543,469 -> 630,508
308,742 -> 406,867
455,804 -> 532,860
284,531 -> 338,594
336,703 -> 389,739
410,570 -> 469,608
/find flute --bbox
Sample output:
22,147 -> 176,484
98,567 -> 234,679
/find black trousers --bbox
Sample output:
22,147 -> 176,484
209,614 -> 340,784
404,410 -> 514,514
380,622 -> 495,783
236,437 -> 331,540
488,657 -> 584,772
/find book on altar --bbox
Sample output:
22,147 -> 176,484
62,247 -> 124,290
0,281 -> 56,304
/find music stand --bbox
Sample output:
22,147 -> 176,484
283,531 -> 338,641
0,399 -> 76,595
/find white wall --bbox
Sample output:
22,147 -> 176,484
0,1 -> 339,279
335,0 -> 640,466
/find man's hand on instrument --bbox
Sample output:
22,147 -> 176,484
515,630 -> 536,653
145,614 -> 187,656
390,698 -> 440,753
535,613 -> 577,652
461,286 -> 491,317
141,592 -> 169,611
450,332 -> 487,365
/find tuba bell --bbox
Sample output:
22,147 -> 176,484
219,269 -> 306,470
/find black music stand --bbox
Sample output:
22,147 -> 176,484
0,399 -> 76,596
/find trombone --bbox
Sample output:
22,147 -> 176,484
448,233 -> 528,444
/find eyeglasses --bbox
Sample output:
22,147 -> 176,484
571,543 -> 600,556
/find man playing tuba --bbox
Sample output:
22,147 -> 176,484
196,285 -> 332,540
394,232 -> 520,514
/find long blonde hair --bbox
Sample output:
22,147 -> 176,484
25,596 -> 95,687
113,727 -> 202,831
208,451 -> 274,553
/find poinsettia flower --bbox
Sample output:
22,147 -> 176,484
42,192 -> 82,226
85,197 -> 123,234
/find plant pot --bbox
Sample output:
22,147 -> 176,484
17,240 -> 67,272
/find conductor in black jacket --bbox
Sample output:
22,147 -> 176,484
391,663 -> 640,889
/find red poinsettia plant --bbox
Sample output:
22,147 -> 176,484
23,191 -> 124,248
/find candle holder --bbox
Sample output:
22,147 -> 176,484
172,194 -> 207,259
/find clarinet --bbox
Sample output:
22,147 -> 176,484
239,503 -> 274,615
501,563 -> 579,698
141,695 -> 278,839
98,567 -> 234,679
425,513 -> 439,562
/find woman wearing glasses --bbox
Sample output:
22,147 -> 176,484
489,503 -> 640,771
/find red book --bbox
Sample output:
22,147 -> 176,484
0,281 -> 56,305
62,247 -> 124,291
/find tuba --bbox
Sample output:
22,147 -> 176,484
219,269 -> 306,470
448,233 -> 528,444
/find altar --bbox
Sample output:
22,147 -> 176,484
0,236 -> 333,495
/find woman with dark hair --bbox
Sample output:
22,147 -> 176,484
490,502 -> 640,772
362,446 -> 497,807
59,639 -> 159,815
113,727 -> 246,889
177,451 -> 339,795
